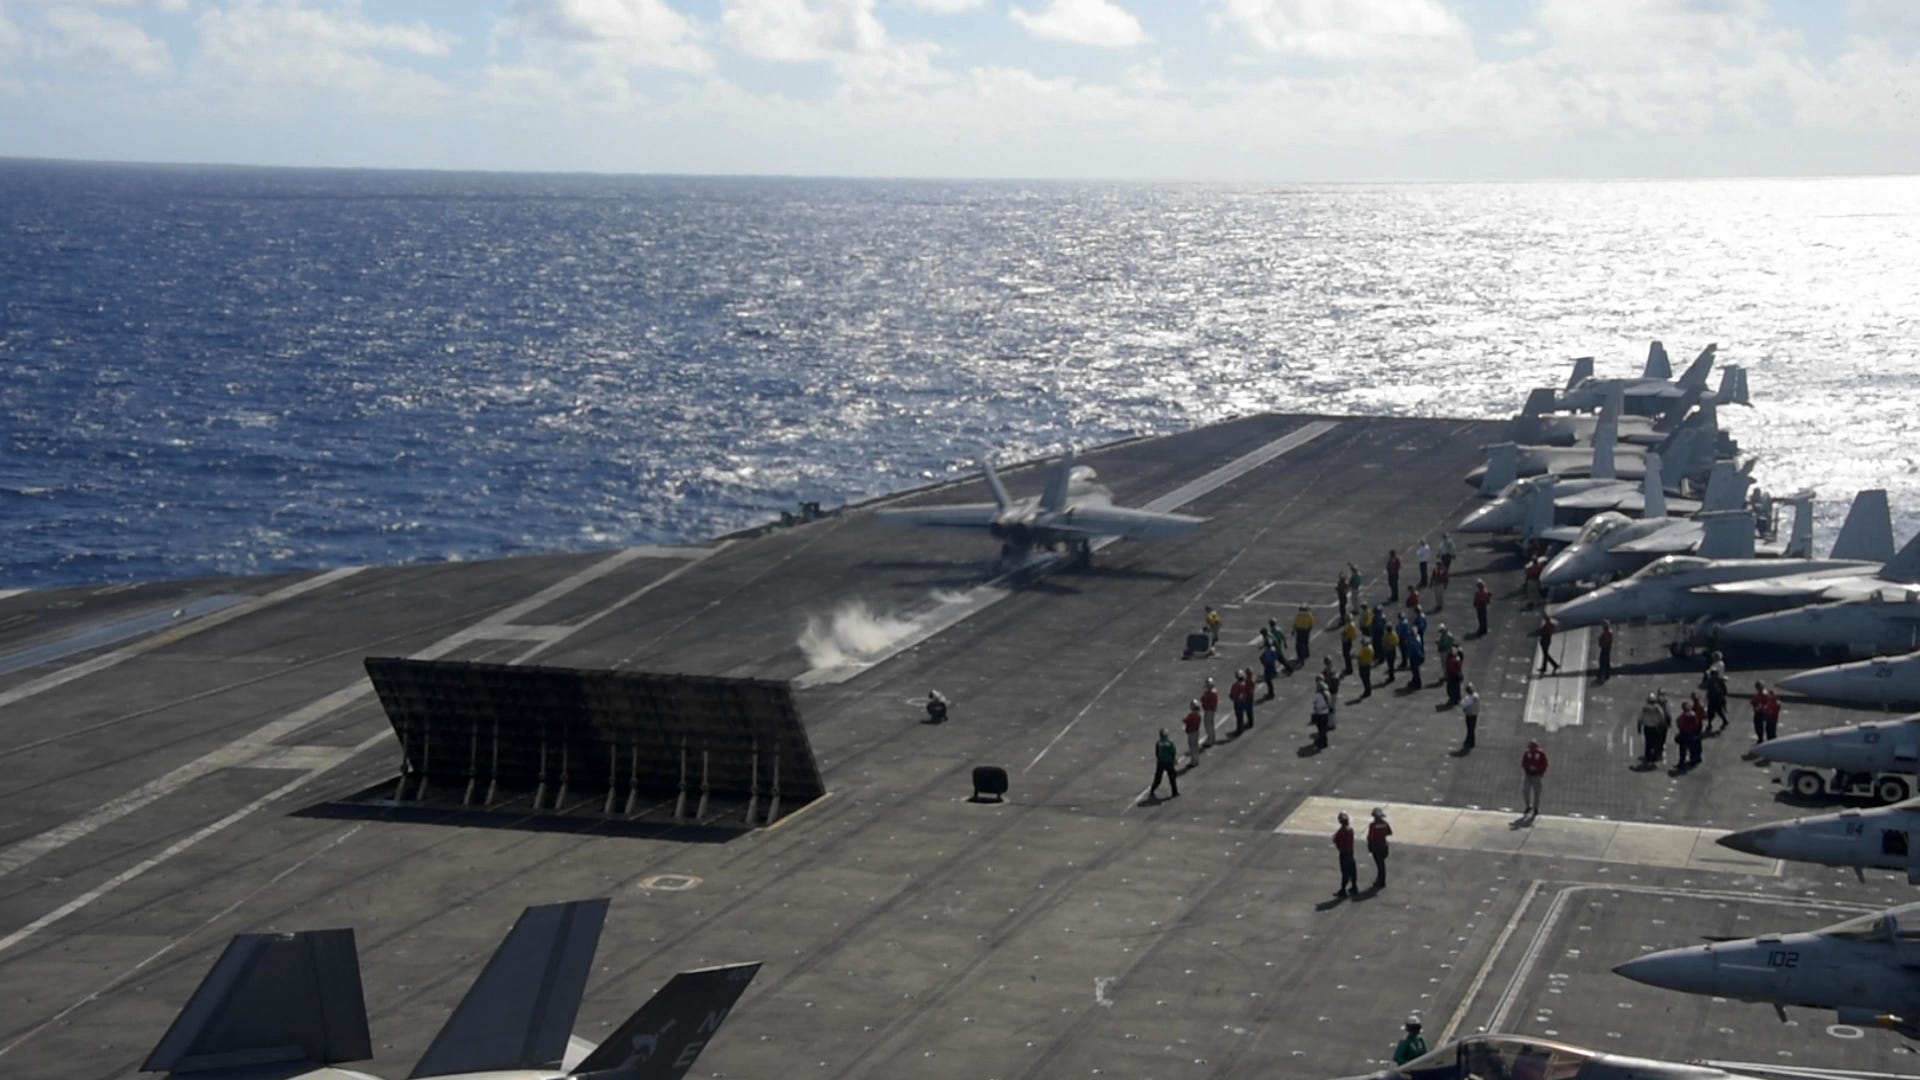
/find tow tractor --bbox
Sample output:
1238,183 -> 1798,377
1781,767 -> 1914,805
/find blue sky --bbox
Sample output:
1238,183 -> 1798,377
0,1 -> 1916,180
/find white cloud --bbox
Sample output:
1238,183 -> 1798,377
720,0 -> 948,94
193,0 -> 455,114
501,0 -> 713,73
0,9 -> 21,54
1494,28 -> 1534,48
1009,0 -> 1148,49
39,7 -> 172,76
1214,0 -> 1468,63
908,0 -> 987,12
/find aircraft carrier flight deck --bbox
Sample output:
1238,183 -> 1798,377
0,414 -> 1908,1080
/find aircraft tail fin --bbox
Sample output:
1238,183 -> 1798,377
1832,489 -> 1896,563
1564,356 -> 1595,391
1696,510 -> 1757,559
1522,485 -> 1556,540
1713,364 -> 1743,405
1651,386 -> 1701,433
1642,340 -> 1672,380
143,929 -> 371,1076
1517,386 -> 1555,420
1590,393 -> 1620,481
981,460 -> 1012,511
1734,366 -> 1751,405
1782,493 -> 1814,558
1700,460 -> 1751,512
410,898 -> 609,1079
571,962 -> 761,1080
1039,449 -> 1075,514
1479,444 -> 1519,496
1677,343 -> 1716,389
1881,533 -> 1920,584
1641,453 -> 1667,520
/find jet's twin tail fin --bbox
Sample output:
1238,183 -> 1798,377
1880,533 -> 1920,585
144,929 -> 372,1076
1652,386 -> 1702,433
1700,460 -> 1751,513
1677,343 -> 1716,390
1696,510 -> 1757,560
410,898 -> 610,1079
572,962 -> 762,1080
1781,494 -> 1814,558
1039,449 -> 1075,514
1588,393 -> 1621,482
1642,340 -> 1672,380
1832,489 -> 1896,563
1640,453 -> 1667,520
1564,356 -> 1596,391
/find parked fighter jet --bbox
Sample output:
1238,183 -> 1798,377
1748,714 -> 1920,776
1504,384 -> 1694,448
145,900 -> 760,1080
1696,532 -> 1920,607
1459,427 -> 1703,536
1547,490 -> 1896,629
1719,800 -> 1920,882
1463,404 -> 1719,489
1614,902 -> 1920,1038
1333,1032 -> 1775,1080
875,448 -> 1204,564
1721,587 -> 1920,657
1557,342 -> 1749,415
1778,653 -> 1920,709
1539,460 -> 1763,589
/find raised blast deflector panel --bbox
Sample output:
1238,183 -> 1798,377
362,658 -> 825,826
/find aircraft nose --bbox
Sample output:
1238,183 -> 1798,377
1778,666 -> 1874,704
1540,548 -> 1591,587
1457,502 -> 1514,534
1716,826 -> 1775,857
1722,613 -> 1793,645
1613,948 -> 1719,995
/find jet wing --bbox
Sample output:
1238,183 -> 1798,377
1614,521 -> 1703,554
872,503 -> 1003,530
1694,574 -> 1865,600
1555,489 -> 1701,515
1041,505 -> 1205,540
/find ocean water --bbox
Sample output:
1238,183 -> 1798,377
2,160 -> 1917,590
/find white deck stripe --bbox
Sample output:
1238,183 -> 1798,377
797,422 -> 1340,688
0,545 -> 716,881
1276,796 -> 1779,875
1522,626 -> 1589,731
0,567 -> 366,713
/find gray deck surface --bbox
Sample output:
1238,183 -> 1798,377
0,414 -> 1911,1080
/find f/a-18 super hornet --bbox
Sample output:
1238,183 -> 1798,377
1778,653 -> 1920,710
1721,585 -> 1920,657
1545,489 -> 1896,630
1538,460 -> 1775,589
1614,902 -> 1920,1039
144,899 -> 759,1080
874,448 -> 1205,564
1333,1031 -> 1784,1080
1747,713 -> 1920,779
1555,342 -> 1750,415
1458,422 -> 1705,537
1718,799 -> 1920,882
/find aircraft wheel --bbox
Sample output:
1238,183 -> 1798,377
1789,770 -> 1825,798
1875,776 -> 1911,804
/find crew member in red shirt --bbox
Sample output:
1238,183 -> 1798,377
1675,699 -> 1704,770
1535,614 -> 1561,674
1199,678 -> 1220,747
1182,700 -> 1203,765
1366,808 -> 1393,889
1521,740 -> 1549,816
1472,579 -> 1493,636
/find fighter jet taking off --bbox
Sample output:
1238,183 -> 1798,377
1614,902 -> 1920,1039
874,448 -> 1205,564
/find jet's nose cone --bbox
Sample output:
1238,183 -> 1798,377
1716,826 -> 1775,857
1722,613 -> 1795,645
1541,547 -> 1594,587
1613,948 -> 1718,995
1457,502 -> 1516,534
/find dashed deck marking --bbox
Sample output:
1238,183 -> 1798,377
1276,796 -> 1779,875
1522,626 -> 1590,730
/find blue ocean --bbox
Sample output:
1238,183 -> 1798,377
3,160 -> 1917,590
